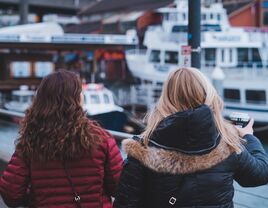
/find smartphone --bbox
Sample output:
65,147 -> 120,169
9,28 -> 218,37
229,112 -> 250,128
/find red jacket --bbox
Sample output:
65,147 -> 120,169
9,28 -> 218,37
0,127 -> 123,208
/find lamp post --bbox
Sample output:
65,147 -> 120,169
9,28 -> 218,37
19,0 -> 29,25
188,0 -> 201,69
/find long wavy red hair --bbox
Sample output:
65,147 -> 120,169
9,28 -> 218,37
16,70 -> 102,161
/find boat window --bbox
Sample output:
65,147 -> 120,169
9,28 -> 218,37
252,48 -> 262,62
202,14 -> 206,20
149,50 -> 161,63
224,89 -> 240,103
229,49 -> 233,62
210,13 -> 213,20
238,48 -> 262,67
103,93 -> 110,104
163,13 -> 169,21
202,24 -> 221,31
246,90 -> 266,104
169,13 -> 178,21
182,13 -> 186,21
164,51 -> 178,64
83,94 -> 87,104
22,96 -> 30,103
217,13 -> 221,21
204,48 -> 216,66
221,49 -> 224,62
12,95 -> 20,102
237,48 -> 249,64
90,94 -> 100,104
172,25 -> 188,33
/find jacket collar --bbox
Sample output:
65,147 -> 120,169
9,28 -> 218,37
122,138 -> 233,174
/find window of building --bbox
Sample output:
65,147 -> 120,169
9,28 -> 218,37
149,50 -> 161,63
246,90 -> 266,104
263,11 -> 268,25
224,89 -> 240,102
165,51 -> 178,64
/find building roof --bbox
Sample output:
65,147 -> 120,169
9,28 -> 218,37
223,0 -> 254,15
79,0 -> 173,16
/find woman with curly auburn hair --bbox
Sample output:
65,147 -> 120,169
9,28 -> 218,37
0,70 -> 123,208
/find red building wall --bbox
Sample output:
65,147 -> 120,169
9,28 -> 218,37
229,6 -> 257,27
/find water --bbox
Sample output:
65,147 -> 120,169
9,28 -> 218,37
0,120 -> 268,208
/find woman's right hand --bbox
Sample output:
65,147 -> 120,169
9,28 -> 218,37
235,118 -> 254,138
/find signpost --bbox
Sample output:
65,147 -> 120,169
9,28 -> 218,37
181,45 -> 192,67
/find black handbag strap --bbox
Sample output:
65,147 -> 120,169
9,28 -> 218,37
62,161 -> 82,208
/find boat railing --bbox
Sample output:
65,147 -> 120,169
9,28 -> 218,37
201,62 -> 268,79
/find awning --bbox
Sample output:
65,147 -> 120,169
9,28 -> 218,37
79,0 -> 173,16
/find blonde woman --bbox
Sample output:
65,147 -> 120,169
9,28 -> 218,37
114,67 -> 268,208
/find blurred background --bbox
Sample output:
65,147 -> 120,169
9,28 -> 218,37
0,0 -> 268,207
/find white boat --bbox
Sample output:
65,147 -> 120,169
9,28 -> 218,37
4,85 -> 34,113
83,83 -> 128,131
126,0 -> 268,124
83,83 -> 124,115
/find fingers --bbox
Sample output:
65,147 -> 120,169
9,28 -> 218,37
246,118 -> 254,128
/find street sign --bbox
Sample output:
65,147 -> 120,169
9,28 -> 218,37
181,45 -> 192,67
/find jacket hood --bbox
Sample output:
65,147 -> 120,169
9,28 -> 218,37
149,104 -> 220,155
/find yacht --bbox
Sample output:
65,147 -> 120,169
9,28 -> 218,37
82,83 -> 127,131
126,0 -> 268,124
4,85 -> 34,113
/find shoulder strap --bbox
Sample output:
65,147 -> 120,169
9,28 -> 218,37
62,161 -> 82,208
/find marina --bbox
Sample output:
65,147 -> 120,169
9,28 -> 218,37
125,0 -> 268,124
1,0 -> 268,207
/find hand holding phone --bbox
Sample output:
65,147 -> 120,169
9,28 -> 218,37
229,112 -> 250,128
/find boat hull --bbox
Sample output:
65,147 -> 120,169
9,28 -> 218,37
88,111 -> 128,132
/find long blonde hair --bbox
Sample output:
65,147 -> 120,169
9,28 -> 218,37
142,67 -> 242,153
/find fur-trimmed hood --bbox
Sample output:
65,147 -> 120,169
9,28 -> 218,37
148,104 -> 220,155
122,138 -> 233,174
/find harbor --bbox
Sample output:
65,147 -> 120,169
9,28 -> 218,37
1,0 -> 268,207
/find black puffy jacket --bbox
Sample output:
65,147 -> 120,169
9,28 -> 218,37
114,105 -> 268,208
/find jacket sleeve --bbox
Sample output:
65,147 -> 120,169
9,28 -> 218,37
234,134 -> 268,187
103,134 -> 123,196
113,156 -> 146,208
0,151 -> 30,207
